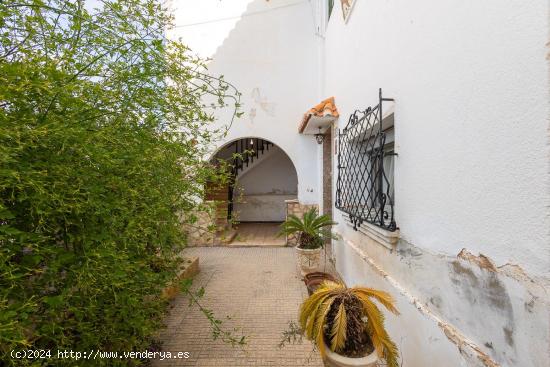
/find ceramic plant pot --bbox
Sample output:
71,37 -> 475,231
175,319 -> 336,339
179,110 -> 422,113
323,343 -> 379,367
295,246 -> 322,276
303,272 -> 338,295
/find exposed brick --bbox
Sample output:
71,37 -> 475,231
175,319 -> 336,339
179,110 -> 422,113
322,129 -> 332,219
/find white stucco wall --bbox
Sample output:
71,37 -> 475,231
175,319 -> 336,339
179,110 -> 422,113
325,0 -> 550,280
325,1 -> 550,366
171,0 -> 322,204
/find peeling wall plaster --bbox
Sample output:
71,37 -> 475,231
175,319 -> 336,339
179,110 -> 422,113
334,223 -> 550,367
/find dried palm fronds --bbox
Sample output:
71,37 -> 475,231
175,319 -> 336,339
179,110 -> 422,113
299,281 -> 400,367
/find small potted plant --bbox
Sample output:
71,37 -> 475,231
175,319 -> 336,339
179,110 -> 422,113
303,271 -> 339,295
278,208 -> 337,276
300,280 -> 399,367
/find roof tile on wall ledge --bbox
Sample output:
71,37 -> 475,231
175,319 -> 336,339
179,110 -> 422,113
299,97 -> 339,133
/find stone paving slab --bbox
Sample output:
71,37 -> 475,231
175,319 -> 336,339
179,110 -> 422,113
229,223 -> 285,247
153,247 -> 323,367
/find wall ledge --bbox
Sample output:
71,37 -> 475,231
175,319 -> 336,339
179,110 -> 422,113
343,214 -> 399,251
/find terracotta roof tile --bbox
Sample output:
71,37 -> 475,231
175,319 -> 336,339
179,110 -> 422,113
299,97 -> 339,133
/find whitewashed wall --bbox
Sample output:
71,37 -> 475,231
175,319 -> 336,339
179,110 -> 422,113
325,0 -> 549,279
325,1 -> 550,367
171,0 -> 322,204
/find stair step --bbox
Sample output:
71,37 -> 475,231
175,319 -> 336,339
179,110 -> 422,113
216,229 -> 238,245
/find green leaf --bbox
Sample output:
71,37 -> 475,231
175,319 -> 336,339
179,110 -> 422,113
43,296 -> 64,307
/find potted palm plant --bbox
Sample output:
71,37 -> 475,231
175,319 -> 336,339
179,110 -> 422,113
278,208 -> 337,276
300,280 -> 399,367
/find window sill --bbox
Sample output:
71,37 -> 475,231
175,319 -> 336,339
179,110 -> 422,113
343,215 -> 399,251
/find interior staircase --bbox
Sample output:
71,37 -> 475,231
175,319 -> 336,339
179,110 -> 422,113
227,138 -> 274,221
205,138 -> 275,245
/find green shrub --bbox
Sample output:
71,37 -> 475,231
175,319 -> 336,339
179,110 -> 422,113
0,1 -> 239,365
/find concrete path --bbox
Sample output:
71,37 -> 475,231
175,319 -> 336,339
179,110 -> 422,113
153,247 -> 323,367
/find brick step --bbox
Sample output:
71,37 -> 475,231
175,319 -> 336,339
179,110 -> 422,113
215,228 -> 238,245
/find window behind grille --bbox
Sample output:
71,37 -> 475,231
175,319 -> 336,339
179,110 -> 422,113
336,90 -> 396,231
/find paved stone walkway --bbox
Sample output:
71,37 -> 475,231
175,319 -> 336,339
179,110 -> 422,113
230,223 -> 285,247
153,247 -> 323,367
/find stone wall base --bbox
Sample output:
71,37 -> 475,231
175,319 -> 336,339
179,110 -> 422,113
181,201 -> 216,247
285,199 -> 319,246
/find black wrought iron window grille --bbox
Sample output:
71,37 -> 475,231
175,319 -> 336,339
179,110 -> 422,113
336,89 -> 397,231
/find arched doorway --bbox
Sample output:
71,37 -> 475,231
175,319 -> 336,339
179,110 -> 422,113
209,137 -> 298,245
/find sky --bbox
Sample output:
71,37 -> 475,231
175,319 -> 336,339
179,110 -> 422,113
84,0 -> 254,59
168,0 -> 254,59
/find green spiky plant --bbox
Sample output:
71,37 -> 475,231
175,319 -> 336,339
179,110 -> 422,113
299,280 -> 400,367
278,208 -> 337,249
